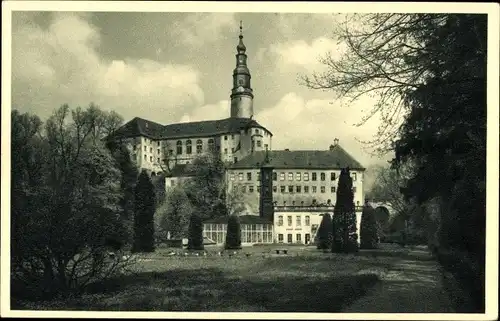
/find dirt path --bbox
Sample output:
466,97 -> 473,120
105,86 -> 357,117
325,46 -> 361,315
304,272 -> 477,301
343,245 -> 456,313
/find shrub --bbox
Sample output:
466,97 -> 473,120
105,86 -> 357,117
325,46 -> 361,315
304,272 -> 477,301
317,213 -> 333,250
360,204 -> 378,249
187,213 -> 204,250
225,215 -> 242,249
132,170 -> 156,253
332,167 -> 358,253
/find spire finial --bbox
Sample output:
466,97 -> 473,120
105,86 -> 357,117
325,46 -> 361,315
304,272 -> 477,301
239,20 -> 243,39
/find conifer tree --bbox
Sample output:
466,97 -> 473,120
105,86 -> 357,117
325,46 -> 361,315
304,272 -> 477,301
225,215 -> 242,250
360,203 -> 378,249
187,213 -> 204,250
317,213 -> 333,250
332,167 -> 358,253
132,170 -> 156,253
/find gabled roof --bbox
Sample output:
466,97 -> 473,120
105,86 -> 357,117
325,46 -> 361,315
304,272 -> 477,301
109,116 -> 272,140
229,145 -> 365,170
167,164 -> 198,178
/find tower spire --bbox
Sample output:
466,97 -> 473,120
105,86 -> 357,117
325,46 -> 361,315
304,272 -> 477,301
230,20 -> 254,119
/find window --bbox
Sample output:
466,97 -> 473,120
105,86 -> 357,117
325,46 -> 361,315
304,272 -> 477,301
257,140 -> 262,147
150,156 -> 153,162
273,186 -> 277,192
321,186 -> 326,193
273,172 -> 277,181
280,186 -> 286,193
352,173 -> 357,181
257,185 -> 261,192
304,173 -> 309,181
312,186 -> 317,193
186,140 -> 192,154
176,141 -> 182,154
353,186 -> 357,193
305,216 -> 310,226
208,139 -> 215,151
224,148 -> 228,154
231,134 -> 234,140
280,173 -> 285,181
224,135 -> 228,141
171,180 -> 176,186
304,186 -> 309,193
288,186 -> 294,193
231,147 -> 235,153
157,141 -> 160,146
278,216 -> 283,226
144,146 -> 147,151
133,145 -> 136,150
288,172 -> 293,181
312,172 -> 317,181
157,158 -> 160,163
296,216 -> 301,226
230,173 -> 235,181
157,149 -> 160,154
296,186 -> 301,193
242,186 -> 247,193
234,157 -> 238,163
320,173 -> 326,181
168,149 -> 173,155
296,172 -> 301,181
249,185 -> 254,193
331,186 -> 336,193
150,147 -> 152,153
238,173 -> 244,181
331,172 -> 336,181
287,234 -> 293,243
196,139 -> 203,154
247,172 -> 252,181
278,234 -> 284,243
296,234 -> 302,243
144,154 -> 147,160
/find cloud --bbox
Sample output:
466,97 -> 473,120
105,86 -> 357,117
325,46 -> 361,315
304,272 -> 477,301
179,100 -> 230,123
12,12 -> 205,123
171,13 -> 237,47
255,92 -> 387,167
267,37 -> 347,70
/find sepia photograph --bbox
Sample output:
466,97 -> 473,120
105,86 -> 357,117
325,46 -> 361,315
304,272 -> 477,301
1,1 -> 498,319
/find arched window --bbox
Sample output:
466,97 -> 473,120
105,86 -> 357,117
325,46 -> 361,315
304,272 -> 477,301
186,140 -> 192,154
176,140 -> 182,155
208,138 -> 215,151
196,139 -> 203,154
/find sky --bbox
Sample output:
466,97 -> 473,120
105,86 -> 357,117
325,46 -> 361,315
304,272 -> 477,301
11,10 -> 394,168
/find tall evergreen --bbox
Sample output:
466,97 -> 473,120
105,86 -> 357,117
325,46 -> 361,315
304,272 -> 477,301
317,213 -> 333,250
360,204 -> 378,249
225,215 -> 242,250
132,170 -> 156,253
332,167 -> 358,253
187,213 -> 204,250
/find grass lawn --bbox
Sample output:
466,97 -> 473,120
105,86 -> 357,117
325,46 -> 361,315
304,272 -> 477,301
12,245 -> 406,312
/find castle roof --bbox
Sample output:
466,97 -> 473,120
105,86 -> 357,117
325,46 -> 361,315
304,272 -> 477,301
229,146 -> 365,170
203,215 -> 272,224
109,116 -> 272,140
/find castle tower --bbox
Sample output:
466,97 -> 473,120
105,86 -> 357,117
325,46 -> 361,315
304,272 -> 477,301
230,21 -> 254,119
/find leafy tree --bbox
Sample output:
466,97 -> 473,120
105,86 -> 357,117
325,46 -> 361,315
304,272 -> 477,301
11,106 -> 133,299
332,168 -> 358,253
187,213 -> 204,251
360,204 -> 378,249
225,215 -> 242,250
316,214 -> 333,250
132,170 -> 156,253
184,153 -> 229,220
155,185 -> 193,243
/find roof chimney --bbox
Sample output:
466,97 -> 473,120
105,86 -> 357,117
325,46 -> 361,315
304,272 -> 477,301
284,148 -> 290,151
334,138 -> 339,145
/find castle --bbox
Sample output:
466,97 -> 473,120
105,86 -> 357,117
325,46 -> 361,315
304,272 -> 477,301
110,22 -> 366,245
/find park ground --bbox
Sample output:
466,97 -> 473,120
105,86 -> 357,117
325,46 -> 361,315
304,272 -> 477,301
12,243 -> 469,312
